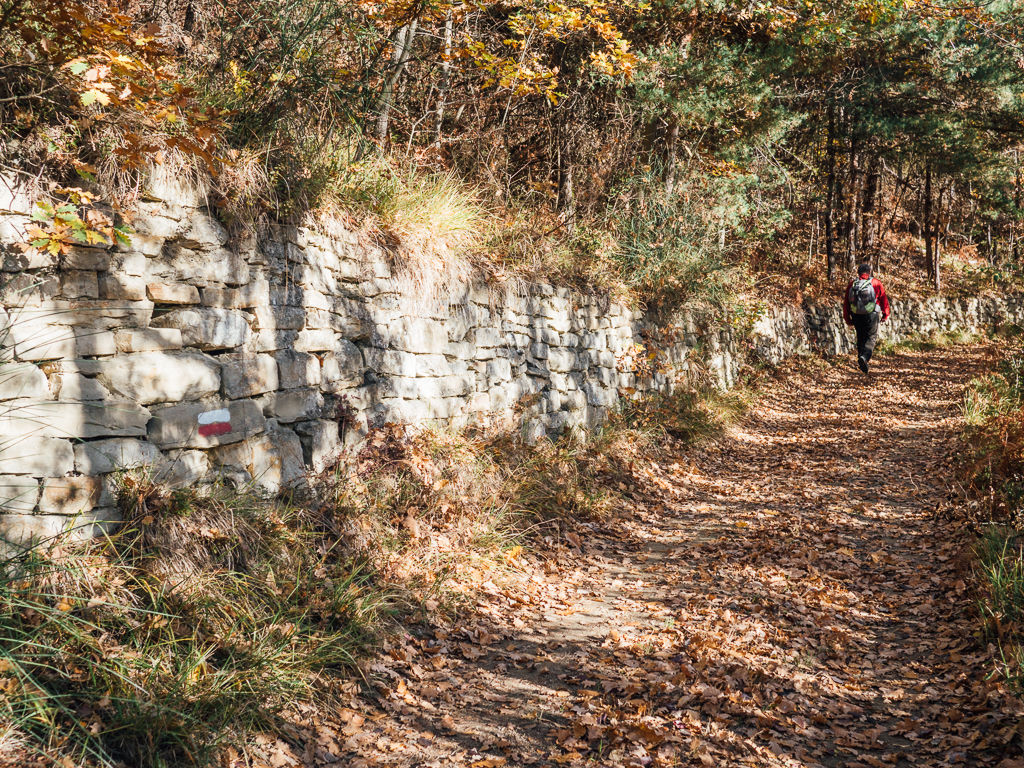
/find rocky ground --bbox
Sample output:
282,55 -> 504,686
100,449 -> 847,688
259,344 -> 1024,768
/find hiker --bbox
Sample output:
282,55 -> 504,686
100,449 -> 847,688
843,263 -> 891,374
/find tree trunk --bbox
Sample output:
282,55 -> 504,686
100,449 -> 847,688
375,20 -> 418,141
433,12 -> 453,146
924,164 -> 935,288
825,105 -> 837,280
846,137 -> 860,272
862,155 -> 880,253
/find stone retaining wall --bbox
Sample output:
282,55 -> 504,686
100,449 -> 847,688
1,173 -> 1019,551
751,294 -> 1024,365
0,177 -> 744,551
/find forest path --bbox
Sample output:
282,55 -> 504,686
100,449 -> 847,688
298,344 -> 1024,768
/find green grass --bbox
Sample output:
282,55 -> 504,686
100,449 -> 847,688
613,385 -> 750,444
876,327 -> 978,357
0,477 -> 390,768
973,526 -> 1024,688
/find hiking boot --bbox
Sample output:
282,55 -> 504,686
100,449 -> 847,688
858,356 -> 869,374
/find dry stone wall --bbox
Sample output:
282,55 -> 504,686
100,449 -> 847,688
1,172 -> 1021,552
0,177 -> 743,552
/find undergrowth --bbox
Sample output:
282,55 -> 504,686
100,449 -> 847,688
957,328 -> 1024,690
876,328 -> 978,357
0,378 -> 748,766
0,480 -> 388,768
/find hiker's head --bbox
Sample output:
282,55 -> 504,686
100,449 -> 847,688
857,263 -> 872,277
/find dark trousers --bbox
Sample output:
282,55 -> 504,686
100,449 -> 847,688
851,312 -> 880,363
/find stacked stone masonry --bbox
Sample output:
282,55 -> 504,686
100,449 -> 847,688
2,173 -> 1022,550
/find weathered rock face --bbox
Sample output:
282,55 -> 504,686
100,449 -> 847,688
3,170 -> 1024,549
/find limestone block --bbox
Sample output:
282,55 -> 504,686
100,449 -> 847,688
293,420 -> 342,474
532,327 -> 560,346
180,213 -> 229,249
485,359 -> 512,381
97,352 -> 220,404
293,329 -> 335,353
147,399 -> 266,449
0,476 -> 39,512
13,324 -> 116,361
563,390 -> 587,411
132,213 -> 180,239
147,245 -> 249,286
254,330 -> 298,353
0,271 -> 59,305
547,411 -> 570,434
151,307 -> 251,350
425,397 -> 463,420
544,391 -> 561,415
276,349 -> 321,389
391,317 -> 448,354
468,392 -> 490,412
548,372 -> 569,392
530,343 -> 549,360
147,283 -> 200,304
0,362 -> 48,400
60,271 -> 100,300
283,285 -> 329,310
444,342 -> 474,360
255,305 -> 305,331
114,328 -> 183,353
0,399 -> 150,439
323,301 -> 372,342
0,514 -> 62,549
51,373 -> 110,401
99,273 -> 146,301
302,308 -> 332,330
380,374 -> 475,400
547,348 -> 577,373
292,262 -> 338,295
363,349 -> 450,378
211,426 -> 305,492
474,347 -> 496,361
74,438 -> 163,475
447,312 -> 471,343
2,247 -> 48,272
372,399 -> 430,426
0,436 -> 73,476
38,476 -> 101,514
116,233 -> 164,257
544,316 -> 572,334
258,388 -> 324,423
472,327 -> 503,348
332,385 -> 373,412
0,176 -> 33,213
562,332 -> 580,348
320,341 -> 363,392
153,450 -> 210,488
202,279 -> 271,309
221,353 -> 279,399
4,246 -> 111,272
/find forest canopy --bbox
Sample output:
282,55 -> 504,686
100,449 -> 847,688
0,0 -> 1022,303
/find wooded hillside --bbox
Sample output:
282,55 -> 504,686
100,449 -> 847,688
1,0 -> 1022,304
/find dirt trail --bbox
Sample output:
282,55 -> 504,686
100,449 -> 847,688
297,344 -> 1024,768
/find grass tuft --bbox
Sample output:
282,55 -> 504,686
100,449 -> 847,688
0,478 -> 389,768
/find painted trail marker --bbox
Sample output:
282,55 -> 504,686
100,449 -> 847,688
197,408 -> 232,438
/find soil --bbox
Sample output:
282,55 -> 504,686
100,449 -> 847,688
267,343 -> 1024,768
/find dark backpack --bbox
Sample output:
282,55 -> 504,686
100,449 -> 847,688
848,278 -> 877,315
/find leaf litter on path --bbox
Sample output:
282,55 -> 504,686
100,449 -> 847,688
251,344 -> 1024,768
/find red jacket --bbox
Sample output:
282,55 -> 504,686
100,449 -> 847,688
843,275 -> 890,323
